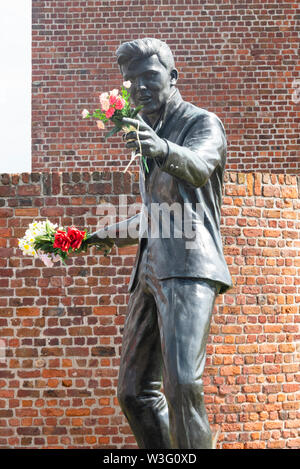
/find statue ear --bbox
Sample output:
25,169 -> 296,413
170,69 -> 178,85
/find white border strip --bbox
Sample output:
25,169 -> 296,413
0,1 -> 31,173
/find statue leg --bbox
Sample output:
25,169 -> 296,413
117,277 -> 171,449
155,277 -> 220,449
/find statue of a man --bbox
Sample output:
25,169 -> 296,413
88,38 -> 232,449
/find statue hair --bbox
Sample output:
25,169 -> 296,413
116,38 -> 175,72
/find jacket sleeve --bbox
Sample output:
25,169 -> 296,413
108,213 -> 140,248
157,112 -> 226,187
91,213 -> 140,248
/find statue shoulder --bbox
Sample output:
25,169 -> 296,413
180,101 -> 226,134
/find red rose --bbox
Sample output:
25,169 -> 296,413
53,229 -> 71,252
105,107 -> 115,119
115,97 -> 125,110
67,227 -> 86,250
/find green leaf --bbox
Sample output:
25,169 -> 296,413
35,235 -> 51,243
45,220 -> 54,237
104,125 -> 122,139
131,105 -> 143,118
112,115 -> 123,126
142,156 -> 149,173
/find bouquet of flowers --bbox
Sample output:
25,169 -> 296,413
18,220 -> 109,267
81,81 -> 149,173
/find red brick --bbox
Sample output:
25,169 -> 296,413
281,187 -> 298,199
17,185 -> 40,197
93,306 -> 117,316
65,409 -> 90,417
16,308 -> 40,317
15,208 -> 39,217
1,166 -> 300,451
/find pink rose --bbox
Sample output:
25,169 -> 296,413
96,120 -> 105,130
99,92 -> 110,111
100,99 -> 110,111
81,109 -> 89,118
109,94 -> 117,106
105,107 -> 115,119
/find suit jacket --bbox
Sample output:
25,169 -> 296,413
124,88 -> 232,294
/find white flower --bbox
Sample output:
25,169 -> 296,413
18,240 -> 36,257
123,81 -> 131,89
82,109 -> 89,118
99,92 -> 109,101
110,89 -> 119,96
19,219 -> 57,259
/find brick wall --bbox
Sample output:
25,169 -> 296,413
0,171 -> 299,449
32,0 -> 299,174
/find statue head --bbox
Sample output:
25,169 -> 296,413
116,38 -> 178,122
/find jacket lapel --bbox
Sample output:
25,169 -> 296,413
140,88 -> 183,178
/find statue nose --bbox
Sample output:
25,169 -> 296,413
136,79 -> 147,90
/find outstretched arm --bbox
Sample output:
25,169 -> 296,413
87,213 -> 140,249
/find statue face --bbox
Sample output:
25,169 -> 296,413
122,55 -> 175,121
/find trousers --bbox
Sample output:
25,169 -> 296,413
117,247 -> 220,449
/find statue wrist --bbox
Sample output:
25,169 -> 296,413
155,138 -> 169,167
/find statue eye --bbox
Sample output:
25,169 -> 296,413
141,71 -> 157,80
127,78 -> 136,87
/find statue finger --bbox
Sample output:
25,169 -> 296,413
122,116 -> 149,131
125,140 -> 138,149
125,131 -> 137,141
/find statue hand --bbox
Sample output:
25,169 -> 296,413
122,116 -> 168,159
86,232 -> 115,254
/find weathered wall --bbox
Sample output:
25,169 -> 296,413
0,171 -> 299,449
32,0 -> 299,174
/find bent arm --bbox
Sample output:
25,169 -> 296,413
157,113 -> 226,187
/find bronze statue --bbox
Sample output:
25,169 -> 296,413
88,38 -> 232,449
